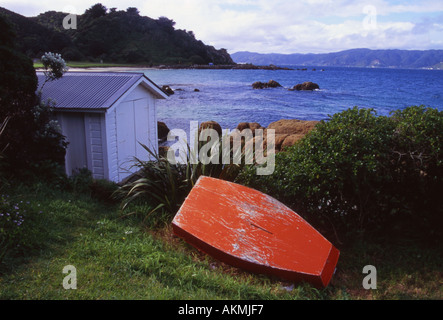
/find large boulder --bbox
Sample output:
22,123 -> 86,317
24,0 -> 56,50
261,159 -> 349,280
252,80 -> 282,89
158,145 -> 170,158
161,85 -> 174,95
158,121 -> 170,142
280,134 -> 306,150
291,82 -> 320,91
199,120 -> 223,137
267,119 -> 319,135
236,122 -> 264,135
266,119 -> 319,151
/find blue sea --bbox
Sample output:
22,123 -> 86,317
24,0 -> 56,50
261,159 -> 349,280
140,66 -> 443,132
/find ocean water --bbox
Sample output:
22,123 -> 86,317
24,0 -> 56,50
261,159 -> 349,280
140,66 -> 443,132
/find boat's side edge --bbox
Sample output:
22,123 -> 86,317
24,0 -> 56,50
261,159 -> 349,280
171,221 -> 327,287
320,246 -> 340,287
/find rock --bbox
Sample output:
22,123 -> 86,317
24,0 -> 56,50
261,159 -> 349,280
291,82 -> 320,91
194,88 -> 200,92
259,133 -> 288,153
266,119 -> 319,151
229,130 -> 252,150
252,80 -> 282,89
161,85 -> 174,95
252,82 -> 265,89
157,121 -> 170,142
199,120 -> 222,137
158,146 -> 170,158
267,119 -> 319,135
273,134 -> 290,152
267,80 -> 282,88
236,122 -> 264,136
230,119 -> 319,153
226,122 -> 266,154
236,122 -> 250,132
281,134 -> 305,150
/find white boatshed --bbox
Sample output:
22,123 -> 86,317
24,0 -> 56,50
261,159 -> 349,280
37,71 -> 168,182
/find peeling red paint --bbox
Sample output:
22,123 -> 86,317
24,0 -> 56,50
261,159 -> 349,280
172,176 -> 340,288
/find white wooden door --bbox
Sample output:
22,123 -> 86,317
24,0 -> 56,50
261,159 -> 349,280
60,113 -> 87,176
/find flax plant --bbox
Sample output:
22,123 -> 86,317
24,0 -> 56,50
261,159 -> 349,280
119,134 -> 253,222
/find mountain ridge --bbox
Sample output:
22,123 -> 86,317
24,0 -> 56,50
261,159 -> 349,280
232,49 -> 443,69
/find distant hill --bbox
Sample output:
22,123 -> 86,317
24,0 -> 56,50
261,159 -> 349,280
0,4 -> 233,65
232,49 -> 443,69
0,7 -> 73,58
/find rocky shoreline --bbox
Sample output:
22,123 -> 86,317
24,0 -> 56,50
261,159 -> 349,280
58,63 -> 295,72
158,118 -> 319,155
156,63 -> 294,70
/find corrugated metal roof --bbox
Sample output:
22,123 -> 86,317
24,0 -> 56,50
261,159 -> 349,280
36,71 -> 166,110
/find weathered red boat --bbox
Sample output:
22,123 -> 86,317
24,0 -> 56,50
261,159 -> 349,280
172,176 -> 340,288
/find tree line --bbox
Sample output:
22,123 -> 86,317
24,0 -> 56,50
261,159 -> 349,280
0,3 -> 234,65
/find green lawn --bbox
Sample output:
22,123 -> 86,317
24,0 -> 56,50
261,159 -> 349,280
0,183 -> 441,300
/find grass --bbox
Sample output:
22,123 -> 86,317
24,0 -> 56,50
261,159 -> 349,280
0,182 -> 442,300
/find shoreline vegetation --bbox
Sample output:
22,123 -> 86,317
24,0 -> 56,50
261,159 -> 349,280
34,61 -> 294,71
34,61 -> 443,73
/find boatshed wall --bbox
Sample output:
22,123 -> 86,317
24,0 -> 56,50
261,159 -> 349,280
37,72 -> 167,183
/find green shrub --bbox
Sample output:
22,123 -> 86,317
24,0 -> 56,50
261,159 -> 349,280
238,106 -> 443,243
0,17 -> 67,181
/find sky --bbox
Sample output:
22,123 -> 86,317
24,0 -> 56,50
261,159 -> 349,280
2,0 -> 443,54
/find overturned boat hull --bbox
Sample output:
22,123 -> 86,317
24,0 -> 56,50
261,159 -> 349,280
172,176 -> 339,288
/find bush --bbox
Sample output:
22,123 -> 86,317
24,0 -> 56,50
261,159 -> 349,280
0,97 -> 68,182
119,146 -> 191,218
238,106 -> 443,244
0,17 -> 67,181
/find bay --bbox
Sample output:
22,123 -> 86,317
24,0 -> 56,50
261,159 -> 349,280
140,66 -> 443,133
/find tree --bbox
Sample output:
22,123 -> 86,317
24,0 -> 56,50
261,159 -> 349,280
0,16 -> 67,179
126,7 -> 140,15
157,16 -> 176,33
0,14 -> 15,47
85,3 -> 107,19
0,15 -> 37,121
